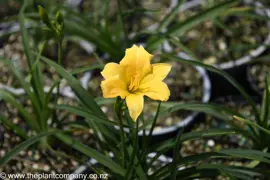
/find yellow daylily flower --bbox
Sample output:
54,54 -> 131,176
101,45 -> 171,121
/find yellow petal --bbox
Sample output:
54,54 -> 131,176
101,63 -> 124,79
138,81 -> 170,101
152,63 -> 172,81
140,63 -> 171,84
126,94 -> 144,121
120,45 -> 153,90
101,76 -> 129,99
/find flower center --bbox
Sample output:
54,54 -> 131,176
128,74 -> 140,92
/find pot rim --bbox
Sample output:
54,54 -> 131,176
128,0 -> 207,39
216,1 -> 270,70
164,0 -> 270,70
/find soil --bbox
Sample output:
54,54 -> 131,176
174,1 -> 269,65
0,0 -> 21,18
0,33 -> 99,90
248,63 -> 269,95
178,96 -> 261,180
0,96 -> 98,174
181,96 -> 258,157
0,33 -> 28,88
80,0 -> 172,32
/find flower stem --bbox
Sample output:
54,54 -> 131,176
149,101 -> 161,138
125,120 -> 139,179
115,97 -> 127,168
53,40 -> 63,126
140,101 -> 161,162
118,110 -> 127,168
57,40 -> 63,99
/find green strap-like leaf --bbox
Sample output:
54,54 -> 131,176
38,54 -> 105,117
56,104 -> 126,127
95,97 -> 115,105
19,1 -> 34,68
171,129 -> 183,180
70,64 -> 104,75
198,163 -> 270,178
153,150 -> 270,179
19,0 -> 45,107
38,54 -> 121,145
162,54 -> 260,125
158,0 -> 185,31
152,128 -> 236,154
234,116 -> 270,136
139,102 -> 242,132
261,74 -> 270,127
64,19 -> 121,58
126,146 -> 148,180
166,0 -> 237,35
55,133 -> 126,176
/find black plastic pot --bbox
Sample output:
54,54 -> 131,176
208,63 -> 252,98
202,0 -> 270,99
165,0 -> 270,99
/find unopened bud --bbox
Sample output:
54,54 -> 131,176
38,6 -> 51,27
55,11 -> 64,25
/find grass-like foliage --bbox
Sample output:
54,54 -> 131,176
0,0 -> 270,179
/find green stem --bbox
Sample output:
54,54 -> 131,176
118,110 -> 127,168
148,101 -> 161,138
125,120 -> 139,179
115,98 -> 127,168
171,129 -> 183,180
140,101 -> 161,163
57,40 -> 63,99
53,40 -> 63,126
141,112 -> 146,151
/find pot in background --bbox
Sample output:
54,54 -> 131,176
202,0 -> 270,98
165,0 -> 270,99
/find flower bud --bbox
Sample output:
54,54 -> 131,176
38,6 -> 51,28
55,11 -> 64,25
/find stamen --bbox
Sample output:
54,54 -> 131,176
128,74 -> 140,92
